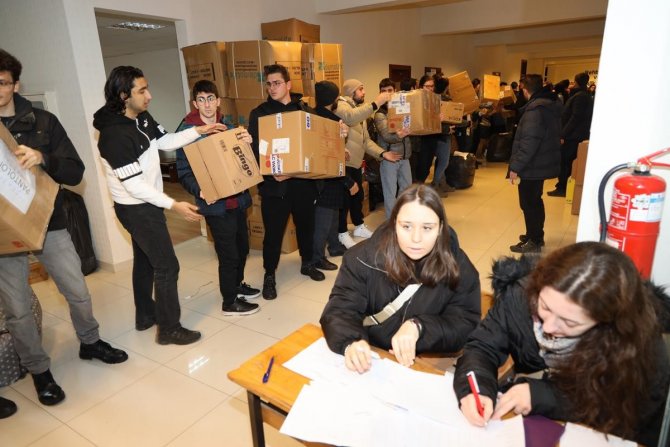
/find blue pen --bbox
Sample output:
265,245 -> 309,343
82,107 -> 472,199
262,356 -> 275,383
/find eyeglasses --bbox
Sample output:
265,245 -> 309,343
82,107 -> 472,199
265,80 -> 285,89
195,95 -> 217,104
0,80 -> 15,88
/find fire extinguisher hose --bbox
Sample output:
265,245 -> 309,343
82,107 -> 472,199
598,163 -> 631,243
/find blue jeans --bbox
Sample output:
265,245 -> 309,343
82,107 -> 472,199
432,138 -> 451,187
0,254 -> 50,374
114,203 -> 181,331
380,159 -> 412,218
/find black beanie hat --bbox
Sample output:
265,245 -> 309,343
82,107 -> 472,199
315,81 -> 340,108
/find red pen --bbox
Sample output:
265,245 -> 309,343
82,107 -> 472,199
466,371 -> 485,417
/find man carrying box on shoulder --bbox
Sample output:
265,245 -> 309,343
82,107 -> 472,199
175,80 -> 259,316
247,64 -> 325,301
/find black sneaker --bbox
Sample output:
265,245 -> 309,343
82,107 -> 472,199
237,282 -> 261,299
547,189 -> 566,197
300,265 -> 326,281
156,326 -> 201,345
262,273 -> 277,300
519,235 -> 545,246
510,240 -> 542,253
32,369 -> 65,406
314,259 -> 338,271
222,298 -> 260,316
79,339 -> 129,364
328,247 -> 347,257
0,396 -> 17,419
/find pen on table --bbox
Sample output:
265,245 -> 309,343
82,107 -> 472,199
262,356 -> 275,384
466,371 -> 485,418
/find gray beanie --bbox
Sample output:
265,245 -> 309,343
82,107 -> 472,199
342,79 -> 363,98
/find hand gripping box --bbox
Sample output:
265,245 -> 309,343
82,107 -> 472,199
183,127 -> 263,204
258,111 -> 345,179
0,123 -> 59,254
387,89 -> 441,135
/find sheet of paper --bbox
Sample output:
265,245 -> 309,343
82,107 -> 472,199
561,423 -> 636,447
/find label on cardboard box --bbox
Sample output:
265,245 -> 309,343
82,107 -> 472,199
271,154 -> 283,174
272,138 -> 290,154
259,139 -> 268,156
0,139 -> 36,213
304,158 -> 310,172
275,113 -> 283,129
305,113 -> 312,130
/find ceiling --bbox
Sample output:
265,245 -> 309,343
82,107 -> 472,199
95,11 -> 177,58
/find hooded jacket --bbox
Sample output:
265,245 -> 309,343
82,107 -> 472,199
93,106 -> 198,209
335,96 -> 386,169
509,88 -> 562,180
3,93 -> 84,231
174,110 -> 251,216
561,88 -> 593,142
374,104 -> 412,158
320,226 -> 481,355
453,255 -> 670,447
247,93 -> 316,198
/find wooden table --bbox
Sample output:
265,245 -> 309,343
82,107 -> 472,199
227,323 -> 444,447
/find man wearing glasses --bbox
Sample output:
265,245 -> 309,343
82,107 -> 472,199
175,80 -> 260,316
247,64 -> 325,301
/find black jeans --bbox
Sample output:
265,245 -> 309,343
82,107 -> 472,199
416,135 -> 438,183
114,203 -> 181,331
518,179 -> 546,243
555,139 -> 580,191
261,180 -> 316,273
206,209 -> 249,306
313,206 -> 343,262
339,166 -> 364,232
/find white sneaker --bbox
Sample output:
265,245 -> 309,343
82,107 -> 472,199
338,231 -> 356,248
353,224 -> 373,239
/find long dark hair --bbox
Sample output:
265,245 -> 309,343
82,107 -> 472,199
376,184 -> 459,288
526,242 -> 660,437
104,65 -> 144,115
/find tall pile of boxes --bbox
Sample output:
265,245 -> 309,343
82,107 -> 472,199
180,19 -> 345,253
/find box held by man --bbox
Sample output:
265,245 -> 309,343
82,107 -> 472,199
387,89 -> 441,135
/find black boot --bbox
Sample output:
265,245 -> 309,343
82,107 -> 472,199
0,396 -> 17,419
262,273 -> 277,300
31,369 -> 65,406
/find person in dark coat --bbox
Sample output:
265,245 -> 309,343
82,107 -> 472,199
548,72 -> 594,197
454,242 -> 670,447
508,74 -> 562,253
312,80 -> 353,269
320,184 -> 481,373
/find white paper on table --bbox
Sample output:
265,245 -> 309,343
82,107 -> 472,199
561,423 -> 636,447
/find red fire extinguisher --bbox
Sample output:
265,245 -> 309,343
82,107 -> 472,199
598,148 -> 670,279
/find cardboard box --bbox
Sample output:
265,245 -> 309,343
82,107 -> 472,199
301,43 -> 343,97
481,74 -> 501,108
28,257 -> 48,284
571,184 -> 583,215
573,140 -> 589,185
183,127 -> 263,203
0,123 -> 59,254
235,98 -> 265,127
220,98 -> 238,126
258,111 -> 346,178
227,40 -> 303,99
387,89 -> 441,135
181,42 -> 228,98
440,101 -> 465,124
261,18 -> 320,43
447,71 -> 480,115
248,209 -> 298,254
499,86 -> 516,106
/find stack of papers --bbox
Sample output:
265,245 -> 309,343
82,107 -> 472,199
280,338 -> 525,447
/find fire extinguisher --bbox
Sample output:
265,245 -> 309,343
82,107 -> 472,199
598,148 -> 670,279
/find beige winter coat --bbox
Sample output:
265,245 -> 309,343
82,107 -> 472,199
334,96 -> 385,168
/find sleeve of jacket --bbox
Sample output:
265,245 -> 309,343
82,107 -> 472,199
248,107 -> 261,162
174,121 -> 201,198
509,108 -> 545,174
561,93 -> 590,140
320,247 -> 372,354
156,127 -> 199,151
334,100 -> 374,127
40,114 -> 84,186
416,246 -> 481,354
453,290 -> 517,404
374,111 -> 402,145
514,377 -> 573,421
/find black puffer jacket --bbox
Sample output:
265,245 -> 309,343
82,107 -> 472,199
453,255 -> 670,447
320,226 -> 481,355
4,94 -> 85,231
509,88 -> 562,180
561,88 -> 593,142
247,93 -> 316,198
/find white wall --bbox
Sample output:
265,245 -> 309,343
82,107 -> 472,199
577,0 -> 670,285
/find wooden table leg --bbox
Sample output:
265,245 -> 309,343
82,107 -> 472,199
247,391 -> 266,447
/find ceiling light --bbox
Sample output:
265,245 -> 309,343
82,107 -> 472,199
106,21 -> 166,31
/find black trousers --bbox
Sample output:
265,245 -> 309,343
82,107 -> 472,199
114,203 -> 181,331
205,209 -> 249,306
416,135 -> 438,183
338,166 -> 364,232
261,181 -> 316,273
518,179 -> 546,244
555,139 -> 580,191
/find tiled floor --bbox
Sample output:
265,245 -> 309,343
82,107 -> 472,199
0,162 -> 578,446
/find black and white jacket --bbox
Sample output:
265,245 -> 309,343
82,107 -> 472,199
93,107 -> 198,209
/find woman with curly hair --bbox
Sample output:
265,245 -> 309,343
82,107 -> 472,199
453,242 -> 670,446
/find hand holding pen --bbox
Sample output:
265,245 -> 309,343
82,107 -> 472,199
460,371 -> 494,427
